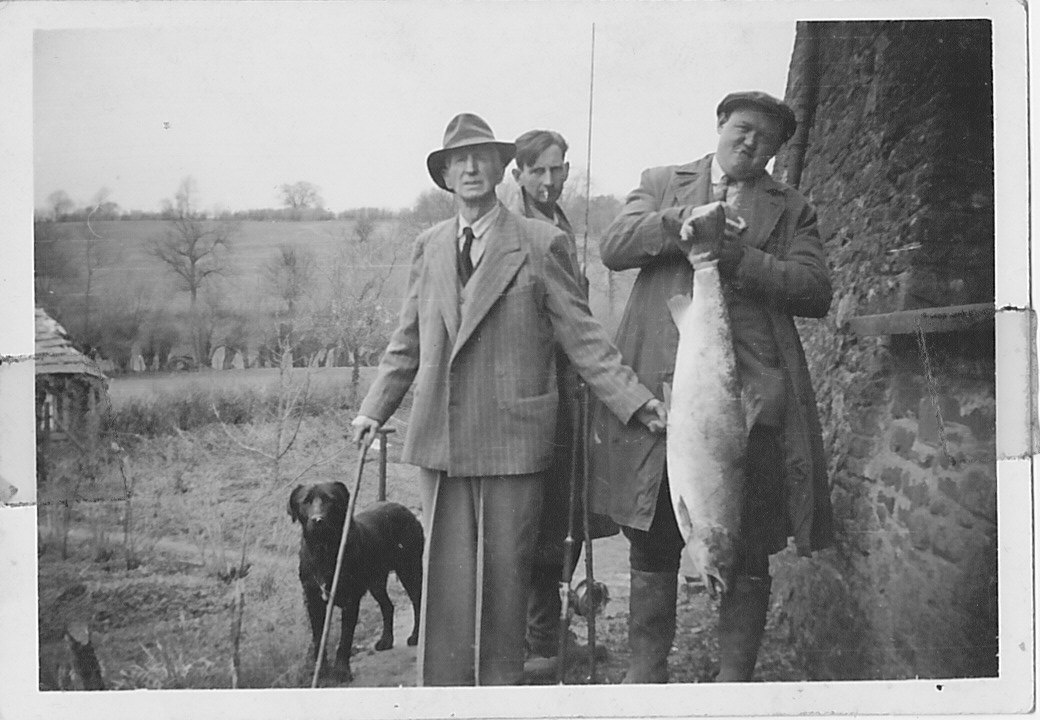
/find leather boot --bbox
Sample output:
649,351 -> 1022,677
715,575 -> 771,682
623,569 -> 677,684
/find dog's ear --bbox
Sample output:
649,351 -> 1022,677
330,481 -> 350,509
288,485 -> 308,523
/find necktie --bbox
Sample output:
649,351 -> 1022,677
713,174 -> 729,202
459,226 -> 475,285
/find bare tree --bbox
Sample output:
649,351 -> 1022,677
47,190 -> 74,221
151,177 -> 237,365
263,243 -> 316,318
278,181 -> 323,220
318,221 -> 408,401
174,177 -> 198,217
95,279 -> 155,371
353,213 -> 378,245
404,188 -> 456,233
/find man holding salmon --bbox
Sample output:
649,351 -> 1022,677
591,91 -> 833,683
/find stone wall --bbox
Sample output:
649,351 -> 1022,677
769,20 -> 997,679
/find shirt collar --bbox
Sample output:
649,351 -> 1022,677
712,155 -> 762,186
457,201 -> 502,240
521,188 -> 557,222
711,155 -> 726,185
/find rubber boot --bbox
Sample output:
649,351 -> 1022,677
715,575 -> 771,682
622,569 -> 677,684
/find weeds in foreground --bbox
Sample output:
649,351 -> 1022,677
111,641 -> 218,690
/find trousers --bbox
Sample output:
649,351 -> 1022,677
417,469 -> 543,686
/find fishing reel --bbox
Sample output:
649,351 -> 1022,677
569,579 -> 609,618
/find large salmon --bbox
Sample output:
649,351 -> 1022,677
665,251 -> 746,597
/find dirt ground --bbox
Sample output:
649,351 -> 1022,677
37,385 -> 806,690
318,529 -> 806,688
38,459 -> 805,691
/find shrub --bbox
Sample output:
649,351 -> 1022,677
104,385 -> 344,438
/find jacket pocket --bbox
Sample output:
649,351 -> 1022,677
501,391 -> 558,451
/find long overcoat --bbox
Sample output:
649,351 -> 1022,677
589,154 -> 834,556
360,205 -> 653,478
508,191 -> 619,561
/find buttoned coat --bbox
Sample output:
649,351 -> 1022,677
360,205 -> 653,478
589,154 -> 834,556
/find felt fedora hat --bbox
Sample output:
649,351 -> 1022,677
716,91 -> 798,144
427,113 -> 516,191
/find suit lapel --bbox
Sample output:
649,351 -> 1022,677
668,156 -> 712,208
428,221 -> 460,348
451,210 -> 524,363
743,174 -> 786,250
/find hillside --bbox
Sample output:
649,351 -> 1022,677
35,218 -> 637,370
35,219 -> 413,366
37,218 -> 407,305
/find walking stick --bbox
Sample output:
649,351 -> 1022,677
310,444 -> 369,688
556,376 -> 584,684
579,385 -> 600,683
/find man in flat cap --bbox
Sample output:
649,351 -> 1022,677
351,113 -> 666,686
590,91 -> 833,682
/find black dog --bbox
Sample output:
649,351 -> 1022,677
288,481 -> 423,682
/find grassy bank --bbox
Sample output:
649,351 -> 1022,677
39,401 -> 422,690
104,367 -> 377,437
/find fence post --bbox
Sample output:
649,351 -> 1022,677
375,427 -> 396,501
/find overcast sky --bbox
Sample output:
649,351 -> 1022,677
34,2 -> 801,214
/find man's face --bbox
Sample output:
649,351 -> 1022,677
715,107 -> 784,180
441,146 -> 504,202
512,144 -> 569,205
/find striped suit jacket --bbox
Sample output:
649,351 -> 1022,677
359,204 -> 653,477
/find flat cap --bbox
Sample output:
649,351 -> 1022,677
716,91 -> 797,144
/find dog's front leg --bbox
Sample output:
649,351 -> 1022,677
303,584 -> 330,677
333,597 -> 361,682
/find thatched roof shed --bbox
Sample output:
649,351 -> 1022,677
35,307 -> 109,442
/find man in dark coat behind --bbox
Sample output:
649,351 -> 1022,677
508,129 -> 616,677
590,91 -> 833,683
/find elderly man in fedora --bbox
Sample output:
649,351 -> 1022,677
590,91 -> 833,683
351,113 -> 666,686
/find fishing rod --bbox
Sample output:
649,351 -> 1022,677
580,23 -> 596,276
558,21 -> 608,686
